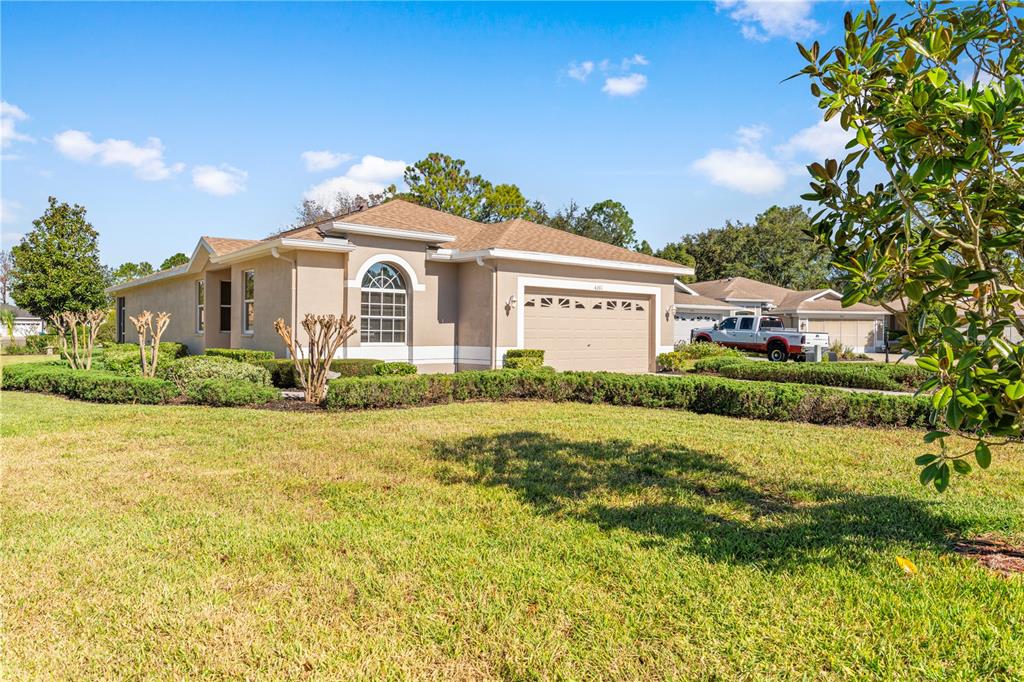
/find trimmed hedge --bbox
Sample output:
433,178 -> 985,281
373,361 -> 417,376
204,348 -> 275,363
658,343 -> 744,372
187,378 -> 280,406
1,362 -> 177,404
255,358 -> 384,388
160,355 -> 272,391
325,370 -> 932,427
694,358 -> 927,392
504,349 -> 544,370
101,342 -> 189,376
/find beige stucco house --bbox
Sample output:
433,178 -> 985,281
108,200 -> 691,373
673,276 -> 892,353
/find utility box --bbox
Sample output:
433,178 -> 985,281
804,345 -> 825,363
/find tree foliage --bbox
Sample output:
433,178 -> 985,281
0,248 -> 13,305
548,199 -> 639,249
796,0 -> 1024,488
160,252 -> 189,270
110,261 -> 154,285
292,187 -> 396,227
677,206 -> 833,289
11,197 -> 108,318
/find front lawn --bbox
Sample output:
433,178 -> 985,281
2,393 -> 1022,679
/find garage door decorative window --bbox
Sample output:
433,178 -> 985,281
360,263 -> 407,343
523,295 -> 645,313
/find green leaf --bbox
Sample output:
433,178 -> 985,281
905,280 -> 925,302
905,37 -> 932,58
915,453 -> 939,465
952,459 -> 972,475
975,442 -> 991,469
927,67 -> 948,88
919,462 -> 940,486
934,462 -> 950,492
1005,381 -> 1024,400
916,356 -> 941,372
923,431 -> 948,444
946,399 -> 964,430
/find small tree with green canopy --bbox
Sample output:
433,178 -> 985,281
11,196 -> 108,319
795,0 -> 1023,489
160,253 -> 189,270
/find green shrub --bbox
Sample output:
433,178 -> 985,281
160,355 -> 272,391
325,370 -> 931,427
24,334 -> 59,353
204,347 -> 276,363
186,378 -> 280,406
255,358 -> 383,388
101,342 -> 189,376
694,358 -> 928,392
672,342 -> 745,359
373,361 -> 418,376
504,349 -> 544,370
1,343 -> 41,356
1,362 -> 177,404
692,356 -> 753,373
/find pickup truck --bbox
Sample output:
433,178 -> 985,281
690,315 -> 830,362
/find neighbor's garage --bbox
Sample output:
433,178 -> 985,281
806,318 -> 882,353
523,289 -> 652,372
674,312 -> 723,345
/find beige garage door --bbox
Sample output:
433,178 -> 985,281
523,289 -> 651,372
809,319 -> 879,352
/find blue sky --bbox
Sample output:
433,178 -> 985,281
1,1 -> 855,267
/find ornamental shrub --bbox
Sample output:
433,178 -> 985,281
504,349 -> 544,370
204,348 -> 275,363
694,358 -> 928,392
672,342 -> 745,359
160,355 -> 272,391
1,362 -> 177,404
102,342 -> 188,376
372,361 -> 417,376
187,378 -> 280,406
256,358 -> 384,388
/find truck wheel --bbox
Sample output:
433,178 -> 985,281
767,345 -> 788,362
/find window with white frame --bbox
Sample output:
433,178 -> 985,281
195,280 -> 205,333
360,262 -> 406,343
243,270 -> 255,334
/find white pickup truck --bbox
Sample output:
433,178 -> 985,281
690,315 -> 830,362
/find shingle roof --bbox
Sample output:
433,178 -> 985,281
241,199 -> 681,269
203,236 -> 260,256
688,276 -> 795,303
673,292 -> 734,308
1,303 -> 37,318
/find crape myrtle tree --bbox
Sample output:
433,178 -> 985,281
796,0 -> 1023,490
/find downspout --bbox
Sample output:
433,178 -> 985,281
271,247 -> 298,358
475,256 -> 498,369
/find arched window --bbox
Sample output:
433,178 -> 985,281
360,262 -> 407,343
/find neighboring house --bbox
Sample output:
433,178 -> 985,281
0,303 -> 45,339
674,276 -> 890,353
107,200 -> 691,373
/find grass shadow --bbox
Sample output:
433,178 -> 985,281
432,431 -> 964,570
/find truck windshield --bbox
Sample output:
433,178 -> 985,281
760,317 -> 783,330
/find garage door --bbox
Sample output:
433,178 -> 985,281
523,289 -> 651,372
808,319 -> 879,352
674,313 -> 722,345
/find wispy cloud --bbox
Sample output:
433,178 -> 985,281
603,73 -> 648,97
717,0 -> 821,42
692,125 -> 786,194
1,101 -> 34,151
304,154 -> 405,210
53,130 -> 185,181
775,118 -> 850,159
193,164 -> 247,196
567,61 -> 595,82
301,150 -> 353,172
1,198 -> 22,225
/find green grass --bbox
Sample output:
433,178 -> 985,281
0,353 -> 56,366
2,393 -> 1022,679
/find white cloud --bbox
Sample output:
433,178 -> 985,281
603,73 -> 648,97
301,150 -> 353,172
304,154 -> 406,210
1,198 -> 21,225
1,101 -> 34,149
622,54 -> 649,68
567,60 -> 595,82
53,130 -> 185,181
693,148 -> 787,194
717,0 -> 821,42
776,118 -> 850,159
736,124 -> 769,146
193,164 -> 247,196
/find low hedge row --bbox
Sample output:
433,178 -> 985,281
101,342 -> 189,376
160,355 -> 273,391
693,357 -> 928,392
373,361 -> 417,376
1,362 -> 177,404
255,358 -> 384,388
204,348 -> 275,363
325,370 -> 932,427
186,378 -> 280,406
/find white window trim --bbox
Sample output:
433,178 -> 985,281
359,263 -> 409,345
195,280 -> 205,334
347,253 -> 426,292
242,269 -> 255,335
514,276 -> 664,351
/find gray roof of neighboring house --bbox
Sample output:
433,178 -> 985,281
0,303 -> 38,319
673,291 -> 734,309
685,276 -> 888,316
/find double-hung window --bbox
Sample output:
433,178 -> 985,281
219,281 -> 232,332
195,280 -> 205,333
243,270 -> 255,334
360,263 -> 407,343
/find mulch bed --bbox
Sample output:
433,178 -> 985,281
952,535 -> 1024,576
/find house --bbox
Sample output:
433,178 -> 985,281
0,303 -> 45,339
107,200 -> 692,372
673,276 -> 891,353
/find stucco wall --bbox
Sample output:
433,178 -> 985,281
121,275 -> 205,355
229,255 -> 294,357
